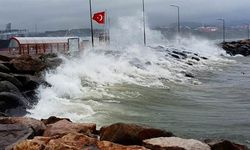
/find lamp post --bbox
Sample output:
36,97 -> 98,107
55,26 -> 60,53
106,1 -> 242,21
89,0 -> 94,47
217,18 -> 225,42
142,0 -> 146,46
170,5 -> 180,35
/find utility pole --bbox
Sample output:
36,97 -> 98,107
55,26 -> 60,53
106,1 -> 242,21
89,0 -> 94,47
217,18 -> 225,42
170,5 -> 180,35
142,0 -> 146,46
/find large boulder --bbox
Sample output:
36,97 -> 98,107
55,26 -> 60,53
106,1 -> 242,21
0,81 -> 20,94
0,72 -> 23,90
12,136 -> 51,150
0,117 -> 46,135
13,133 -> 148,150
221,40 -> 250,56
204,139 -> 248,150
97,141 -> 148,150
39,53 -> 63,70
0,63 -> 10,73
10,55 -> 46,74
0,117 -> 46,149
44,57 -> 63,70
14,75 -> 41,91
43,119 -> 96,137
143,137 -> 211,150
41,116 -> 72,125
0,92 -> 29,115
0,124 -> 34,150
0,54 -> 14,62
100,123 -> 174,145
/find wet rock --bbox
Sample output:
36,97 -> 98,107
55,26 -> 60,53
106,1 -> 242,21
204,139 -> 248,150
171,54 -> 180,59
12,136 -> 51,150
44,57 -> 63,70
39,53 -> 58,60
24,79 -> 40,91
0,81 -> 20,94
97,141 -> 148,150
43,119 -> 96,137
14,133 -> 148,150
0,117 -> 46,149
221,39 -> 250,56
14,133 -> 96,150
0,72 -> 23,90
185,72 -> 195,78
143,137 -> 211,150
186,62 -> 193,66
14,74 -> 48,91
0,124 -> 34,150
0,54 -> 13,62
201,56 -> 208,60
0,92 -> 29,114
10,55 -> 46,74
145,61 -> 152,65
41,116 -> 72,125
172,51 -> 188,59
0,63 -> 10,73
191,57 -> 200,61
45,133 -> 97,150
0,117 -> 46,135
22,90 -> 38,105
100,123 -> 173,145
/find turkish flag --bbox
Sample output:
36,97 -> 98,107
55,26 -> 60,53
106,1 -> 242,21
93,11 -> 105,24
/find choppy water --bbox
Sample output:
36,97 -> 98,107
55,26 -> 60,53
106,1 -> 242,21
27,15 -> 250,146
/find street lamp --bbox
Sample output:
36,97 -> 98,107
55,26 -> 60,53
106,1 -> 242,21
142,0 -> 146,46
170,4 -> 180,35
217,18 -> 225,42
89,0 -> 94,47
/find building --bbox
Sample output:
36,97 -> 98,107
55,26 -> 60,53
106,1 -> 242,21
8,37 -> 79,55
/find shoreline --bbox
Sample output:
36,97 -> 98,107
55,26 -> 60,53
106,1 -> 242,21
0,40 -> 250,149
2,116 -> 249,150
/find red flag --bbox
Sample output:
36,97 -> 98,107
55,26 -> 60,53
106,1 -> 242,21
93,11 -> 105,24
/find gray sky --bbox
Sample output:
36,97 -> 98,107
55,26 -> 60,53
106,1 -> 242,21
0,0 -> 249,31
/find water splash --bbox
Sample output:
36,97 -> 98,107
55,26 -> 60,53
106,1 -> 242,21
27,14 -> 234,122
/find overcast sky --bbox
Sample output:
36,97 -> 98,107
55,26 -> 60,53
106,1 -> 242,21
0,0 -> 249,31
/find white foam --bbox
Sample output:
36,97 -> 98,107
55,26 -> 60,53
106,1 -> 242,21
27,14 -> 234,121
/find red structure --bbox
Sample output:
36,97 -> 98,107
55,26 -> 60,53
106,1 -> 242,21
8,37 -> 73,55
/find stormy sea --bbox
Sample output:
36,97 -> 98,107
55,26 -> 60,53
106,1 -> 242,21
27,16 -> 250,146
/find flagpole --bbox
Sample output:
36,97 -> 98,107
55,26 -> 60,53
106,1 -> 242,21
142,0 -> 146,46
104,9 -> 107,43
89,0 -> 94,47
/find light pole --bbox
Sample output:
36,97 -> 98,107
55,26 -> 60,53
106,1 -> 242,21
142,0 -> 146,46
89,0 -> 94,47
170,5 -> 180,35
217,18 -> 225,42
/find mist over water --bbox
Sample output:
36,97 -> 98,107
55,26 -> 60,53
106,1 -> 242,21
27,15 -> 250,146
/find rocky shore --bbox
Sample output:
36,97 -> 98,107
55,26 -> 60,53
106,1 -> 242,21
0,53 -> 62,116
0,50 -> 249,149
221,39 -> 250,56
0,116 -> 247,150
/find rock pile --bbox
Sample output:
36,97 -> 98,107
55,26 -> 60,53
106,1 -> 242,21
0,54 -> 62,116
221,39 -> 250,56
0,116 -> 247,150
